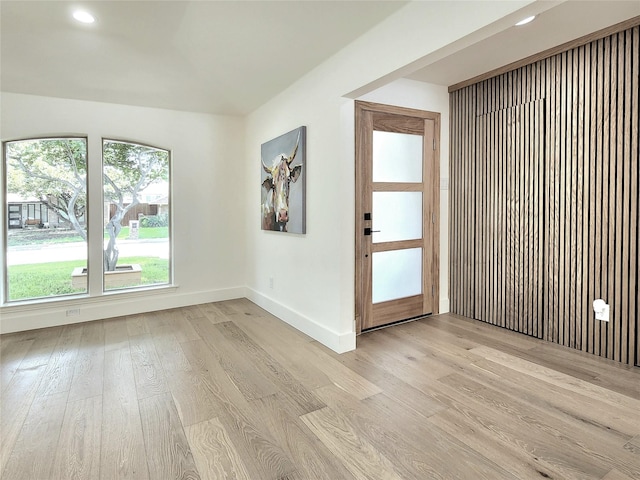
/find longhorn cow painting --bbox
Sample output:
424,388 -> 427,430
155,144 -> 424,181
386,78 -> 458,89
261,126 -> 306,233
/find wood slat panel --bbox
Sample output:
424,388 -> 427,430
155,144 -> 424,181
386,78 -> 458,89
462,86 -> 469,318
449,24 -> 639,365
449,93 -> 458,314
555,51 -> 564,346
588,40 -> 599,356
567,49 -> 583,348
475,108 -> 485,323
613,32 -> 624,362
604,34 -> 614,360
631,26 -> 639,367
577,43 -> 587,351
619,31 -> 630,365
546,55 -> 556,344
596,38 -> 604,351
469,100 -> 544,338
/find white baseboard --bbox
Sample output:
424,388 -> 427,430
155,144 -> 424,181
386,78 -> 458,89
1,285 -> 357,355
439,297 -> 450,314
0,286 -> 246,334
246,288 -> 356,354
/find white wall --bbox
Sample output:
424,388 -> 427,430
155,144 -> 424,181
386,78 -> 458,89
0,92 -> 246,333
245,95 -> 357,353
243,2 -> 530,352
1,1 -> 533,346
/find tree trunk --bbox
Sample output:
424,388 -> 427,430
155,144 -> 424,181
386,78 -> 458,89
104,198 -> 138,272
103,218 -> 121,272
66,189 -> 87,242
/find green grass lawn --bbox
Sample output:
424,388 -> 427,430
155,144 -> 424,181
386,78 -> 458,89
114,226 -> 169,240
7,256 -> 169,301
7,227 -> 168,247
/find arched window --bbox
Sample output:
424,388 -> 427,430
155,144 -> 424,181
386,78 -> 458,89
2,136 -> 171,303
102,139 -> 171,291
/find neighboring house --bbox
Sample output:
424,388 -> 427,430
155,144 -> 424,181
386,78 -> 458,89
107,201 -> 167,226
6,193 -> 68,229
106,182 -> 169,225
152,195 -> 169,216
7,185 -> 166,230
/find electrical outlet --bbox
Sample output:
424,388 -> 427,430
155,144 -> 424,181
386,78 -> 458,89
596,304 -> 610,322
66,308 -> 80,317
593,299 -> 610,322
269,277 -> 274,289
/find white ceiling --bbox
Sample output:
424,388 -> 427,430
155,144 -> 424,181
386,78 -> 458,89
2,1 -> 639,116
0,1 -> 407,115
406,1 -> 640,88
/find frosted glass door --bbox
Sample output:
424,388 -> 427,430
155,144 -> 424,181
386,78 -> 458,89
372,248 -> 422,303
356,103 -> 436,331
371,129 -> 424,305
373,131 -> 423,182
372,192 -> 422,243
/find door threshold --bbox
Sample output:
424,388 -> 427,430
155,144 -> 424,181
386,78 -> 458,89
361,313 -> 433,333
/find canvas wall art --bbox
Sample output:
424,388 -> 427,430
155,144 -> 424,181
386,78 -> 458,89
261,126 -> 306,233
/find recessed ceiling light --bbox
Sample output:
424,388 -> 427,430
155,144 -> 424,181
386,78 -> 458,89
73,10 -> 95,24
515,15 -> 536,26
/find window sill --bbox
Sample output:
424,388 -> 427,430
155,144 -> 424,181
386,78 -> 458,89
0,284 -> 179,313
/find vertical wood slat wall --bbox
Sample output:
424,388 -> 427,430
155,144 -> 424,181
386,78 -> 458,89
449,25 -> 639,365
474,100 -> 545,338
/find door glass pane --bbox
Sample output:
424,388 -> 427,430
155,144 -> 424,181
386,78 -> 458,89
372,191 -> 422,243
372,248 -> 422,303
372,131 -> 422,182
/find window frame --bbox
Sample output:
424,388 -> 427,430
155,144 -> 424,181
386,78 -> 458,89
1,135 -> 174,306
101,137 -> 173,293
2,136 -> 90,304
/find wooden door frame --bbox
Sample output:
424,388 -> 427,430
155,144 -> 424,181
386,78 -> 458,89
355,100 -> 441,334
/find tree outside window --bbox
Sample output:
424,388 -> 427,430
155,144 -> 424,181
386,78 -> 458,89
5,138 -> 88,301
102,139 -> 171,290
3,137 -> 171,302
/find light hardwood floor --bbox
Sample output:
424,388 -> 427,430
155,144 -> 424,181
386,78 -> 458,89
1,299 -> 639,479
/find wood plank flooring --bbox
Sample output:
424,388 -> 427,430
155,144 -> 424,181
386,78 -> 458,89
1,299 -> 639,480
